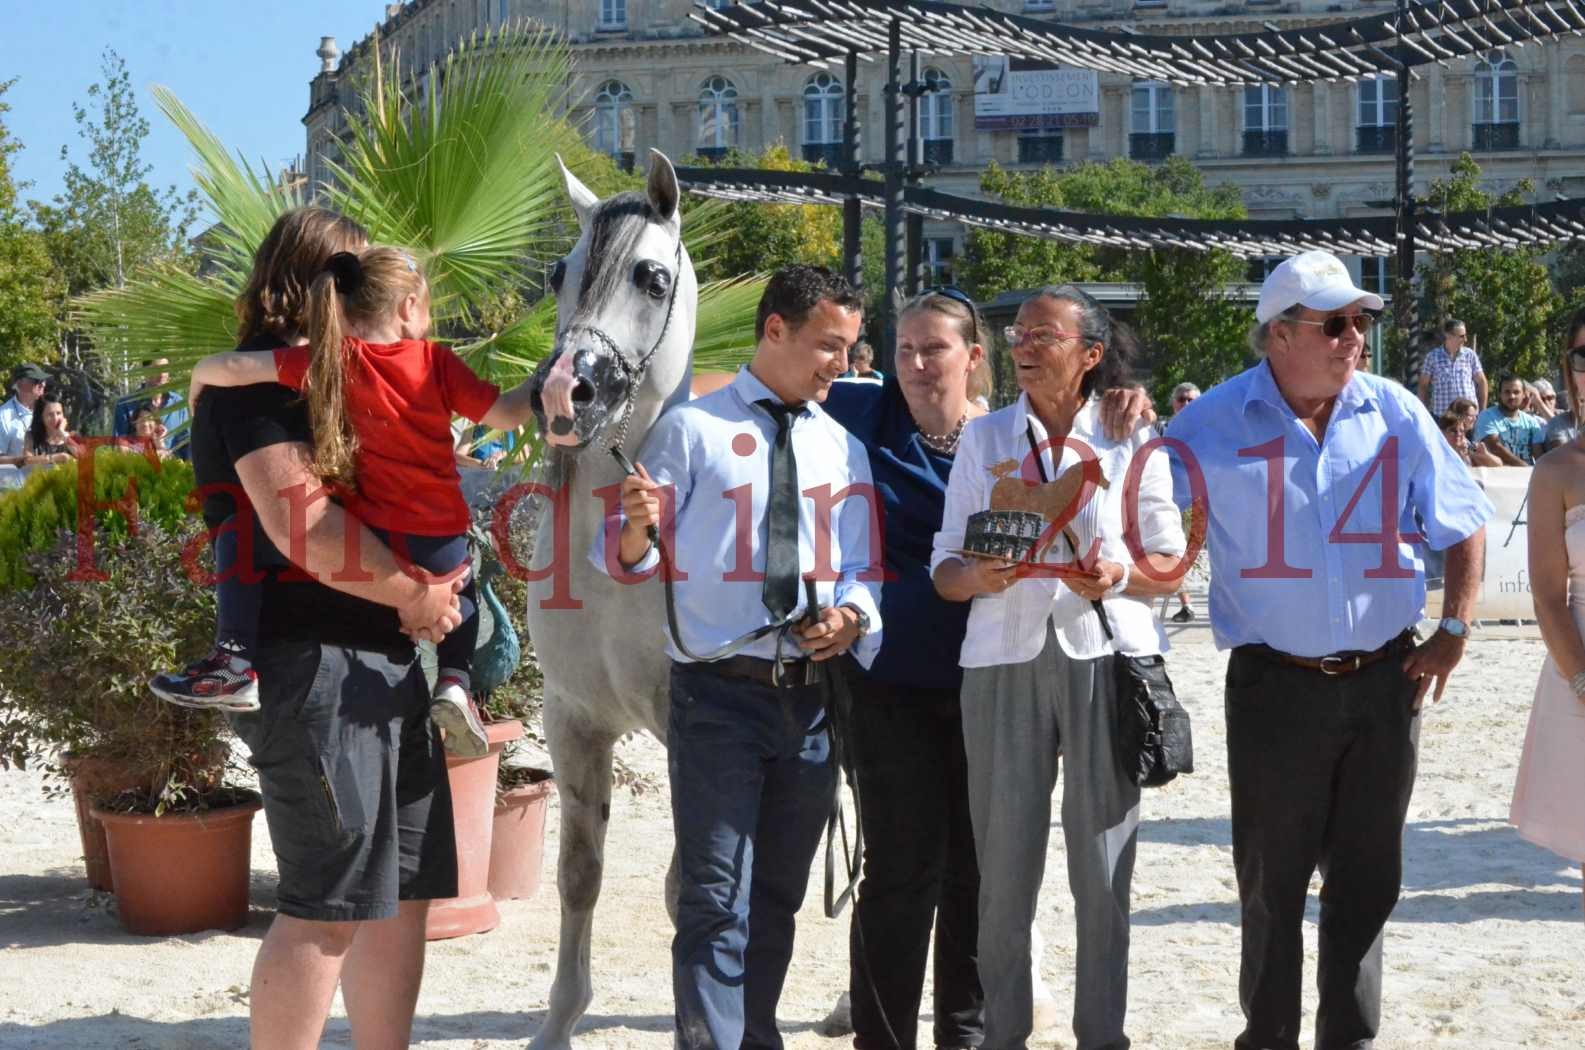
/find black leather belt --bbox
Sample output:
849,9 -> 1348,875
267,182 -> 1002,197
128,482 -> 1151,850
1242,629 -> 1416,676
687,654 -> 823,688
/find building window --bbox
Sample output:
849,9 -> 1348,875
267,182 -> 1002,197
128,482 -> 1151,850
697,75 -> 739,162
1243,85 -> 1288,156
1017,129 -> 1063,165
923,68 -> 954,165
1356,76 -> 1398,153
925,238 -> 956,286
594,80 -> 635,171
1569,55 -> 1585,115
1024,0 -> 1056,10
1130,81 -> 1175,160
599,0 -> 626,30
498,0 -> 509,21
1246,256 -> 1284,284
1358,256 -> 1391,296
1473,51 -> 1520,150
803,72 -> 844,167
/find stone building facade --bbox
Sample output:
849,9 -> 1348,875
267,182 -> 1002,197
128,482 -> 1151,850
305,0 -> 1585,291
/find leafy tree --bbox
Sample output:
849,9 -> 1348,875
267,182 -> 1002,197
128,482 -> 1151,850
29,48 -> 198,297
962,157 -> 1254,403
0,79 -> 64,376
691,144 -> 843,281
1396,154 -> 1561,381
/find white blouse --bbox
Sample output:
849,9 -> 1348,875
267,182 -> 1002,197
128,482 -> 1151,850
931,394 -> 1187,666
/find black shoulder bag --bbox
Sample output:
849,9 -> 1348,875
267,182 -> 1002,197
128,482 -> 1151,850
1024,423 -> 1193,788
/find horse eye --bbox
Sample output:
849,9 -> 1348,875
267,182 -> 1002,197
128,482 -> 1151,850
634,260 -> 670,301
549,259 -> 567,293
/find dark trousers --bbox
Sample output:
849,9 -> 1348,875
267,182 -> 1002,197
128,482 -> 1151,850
849,676 -> 983,1050
668,662 -> 837,1050
213,517 -> 477,674
1224,641 -> 1420,1050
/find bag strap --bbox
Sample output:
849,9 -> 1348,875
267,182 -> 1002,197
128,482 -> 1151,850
1025,422 -> 1114,644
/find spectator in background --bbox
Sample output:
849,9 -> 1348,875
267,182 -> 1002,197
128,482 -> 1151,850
1447,398 -> 1502,467
0,363 -> 48,491
1418,319 -> 1486,416
1539,312 -> 1585,456
114,357 -> 190,460
1440,410 -> 1473,466
1474,375 -> 1545,466
21,394 -> 80,476
113,406 -> 174,459
1163,381 -> 1201,623
840,340 -> 885,384
1528,378 -> 1559,421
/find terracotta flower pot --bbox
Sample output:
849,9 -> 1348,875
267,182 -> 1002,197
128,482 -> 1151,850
425,719 -> 524,940
93,796 -> 262,936
489,777 -> 556,901
61,753 -> 147,893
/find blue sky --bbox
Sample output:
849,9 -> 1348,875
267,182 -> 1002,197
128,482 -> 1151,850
5,2 -> 382,214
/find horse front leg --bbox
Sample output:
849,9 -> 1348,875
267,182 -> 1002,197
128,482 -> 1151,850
530,699 -> 617,1050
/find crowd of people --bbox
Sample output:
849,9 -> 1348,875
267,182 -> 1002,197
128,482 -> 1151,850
6,200 -> 1585,1050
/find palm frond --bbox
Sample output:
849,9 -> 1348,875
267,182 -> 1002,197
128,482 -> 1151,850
76,268 -> 237,373
151,87 -> 302,286
325,24 -> 584,318
692,279 -> 764,373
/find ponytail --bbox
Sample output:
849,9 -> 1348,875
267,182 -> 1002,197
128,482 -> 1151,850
303,271 -> 360,487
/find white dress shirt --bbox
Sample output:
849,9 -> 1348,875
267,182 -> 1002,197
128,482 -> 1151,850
932,394 -> 1186,667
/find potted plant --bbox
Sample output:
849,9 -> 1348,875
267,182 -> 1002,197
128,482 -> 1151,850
0,453 -> 261,934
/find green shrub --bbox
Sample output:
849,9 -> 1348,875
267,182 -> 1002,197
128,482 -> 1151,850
0,449 -> 196,590
0,521 -> 231,814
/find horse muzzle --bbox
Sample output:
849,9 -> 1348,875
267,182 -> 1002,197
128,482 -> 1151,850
529,341 -> 631,449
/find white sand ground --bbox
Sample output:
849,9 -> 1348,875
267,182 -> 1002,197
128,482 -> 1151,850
2,621 -> 1582,1050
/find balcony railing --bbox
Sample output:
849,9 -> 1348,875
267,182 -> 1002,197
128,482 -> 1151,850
1017,134 -> 1063,165
1130,132 -> 1175,161
1242,129 -> 1288,156
1356,125 -> 1396,154
1472,122 -> 1520,151
923,138 -> 954,165
801,142 -> 843,168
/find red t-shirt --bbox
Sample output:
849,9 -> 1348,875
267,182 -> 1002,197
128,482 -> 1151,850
275,339 -> 500,535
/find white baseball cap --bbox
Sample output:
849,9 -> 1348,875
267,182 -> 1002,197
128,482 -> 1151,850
1255,250 -> 1384,324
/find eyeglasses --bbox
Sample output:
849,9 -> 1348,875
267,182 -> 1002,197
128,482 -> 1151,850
1569,347 -> 1585,373
1285,313 -> 1374,338
924,285 -> 975,311
1003,324 -> 1083,349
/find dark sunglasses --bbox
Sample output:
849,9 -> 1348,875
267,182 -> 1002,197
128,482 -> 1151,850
1569,347 -> 1585,373
1287,313 -> 1374,338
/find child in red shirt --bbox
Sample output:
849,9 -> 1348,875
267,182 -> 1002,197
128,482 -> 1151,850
151,246 -> 537,757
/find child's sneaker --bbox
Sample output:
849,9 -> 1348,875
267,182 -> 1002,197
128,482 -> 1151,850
430,674 -> 488,758
150,648 -> 260,712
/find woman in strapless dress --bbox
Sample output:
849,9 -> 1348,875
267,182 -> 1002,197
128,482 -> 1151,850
1511,306 -> 1585,912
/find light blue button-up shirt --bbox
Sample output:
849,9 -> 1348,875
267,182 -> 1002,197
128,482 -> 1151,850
591,367 -> 883,667
1165,360 -> 1493,657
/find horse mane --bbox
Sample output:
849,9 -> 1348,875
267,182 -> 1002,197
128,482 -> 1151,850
577,191 -> 658,321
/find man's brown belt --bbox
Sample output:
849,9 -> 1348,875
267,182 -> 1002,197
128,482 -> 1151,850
1244,629 -> 1416,677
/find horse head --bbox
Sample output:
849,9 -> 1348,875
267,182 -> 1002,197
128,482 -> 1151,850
529,149 -> 697,452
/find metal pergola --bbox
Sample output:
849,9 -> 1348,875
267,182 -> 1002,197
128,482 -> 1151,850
683,0 -> 1585,365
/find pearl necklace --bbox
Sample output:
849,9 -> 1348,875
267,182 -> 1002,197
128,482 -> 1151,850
918,412 -> 967,454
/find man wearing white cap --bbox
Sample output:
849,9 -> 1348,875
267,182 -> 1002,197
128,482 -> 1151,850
1164,251 -> 1492,1050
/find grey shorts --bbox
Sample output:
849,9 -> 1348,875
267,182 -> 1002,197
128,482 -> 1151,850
228,640 -> 457,921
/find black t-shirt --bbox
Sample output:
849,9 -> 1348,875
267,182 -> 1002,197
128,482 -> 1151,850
190,374 -> 412,658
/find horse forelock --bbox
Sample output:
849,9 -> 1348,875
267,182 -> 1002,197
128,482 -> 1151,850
576,192 -> 665,318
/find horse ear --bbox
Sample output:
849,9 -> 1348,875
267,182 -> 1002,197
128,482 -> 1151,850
557,153 -> 599,230
646,149 -> 680,225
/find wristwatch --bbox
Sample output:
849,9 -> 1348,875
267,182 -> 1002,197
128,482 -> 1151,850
1438,617 -> 1469,639
840,604 -> 871,638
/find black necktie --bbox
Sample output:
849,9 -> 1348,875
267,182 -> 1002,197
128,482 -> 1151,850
758,399 -> 800,620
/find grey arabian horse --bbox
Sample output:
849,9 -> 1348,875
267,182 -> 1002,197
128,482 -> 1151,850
521,150 -> 693,1050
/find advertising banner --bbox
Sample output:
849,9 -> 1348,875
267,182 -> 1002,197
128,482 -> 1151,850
971,55 -> 1100,130
1470,466 -> 1534,621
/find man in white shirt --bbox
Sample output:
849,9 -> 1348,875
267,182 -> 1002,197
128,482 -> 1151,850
0,363 -> 48,491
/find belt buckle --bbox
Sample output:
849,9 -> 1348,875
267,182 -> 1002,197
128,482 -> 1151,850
1319,654 -> 1360,675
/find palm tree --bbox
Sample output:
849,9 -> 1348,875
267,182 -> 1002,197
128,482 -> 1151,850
75,23 -> 762,460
